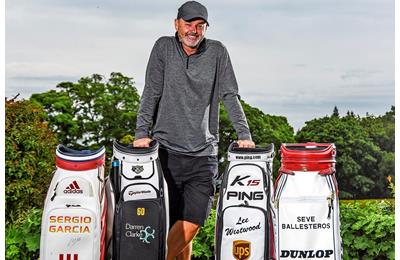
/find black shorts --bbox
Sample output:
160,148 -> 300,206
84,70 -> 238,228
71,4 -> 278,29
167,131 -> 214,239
159,148 -> 218,227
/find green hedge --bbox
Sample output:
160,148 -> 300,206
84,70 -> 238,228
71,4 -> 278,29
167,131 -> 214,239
340,200 -> 395,259
192,200 -> 395,259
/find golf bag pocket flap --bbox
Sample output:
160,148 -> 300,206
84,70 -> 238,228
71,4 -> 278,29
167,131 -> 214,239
116,199 -> 165,259
228,142 -> 274,162
122,183 -> 158,201
56,177 -> 94,198
217,205 -> 268,260
56,145 -> 106,171
42,207 -> 98,260
113,140 -> 158,164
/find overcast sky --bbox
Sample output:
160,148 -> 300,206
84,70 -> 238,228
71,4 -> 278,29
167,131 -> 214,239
5,0 -> 394,130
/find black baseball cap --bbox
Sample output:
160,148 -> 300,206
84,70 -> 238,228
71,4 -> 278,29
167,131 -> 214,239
177,1 -> 209,25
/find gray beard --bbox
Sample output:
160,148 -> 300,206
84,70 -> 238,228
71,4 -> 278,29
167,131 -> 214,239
178,34 -> 204,49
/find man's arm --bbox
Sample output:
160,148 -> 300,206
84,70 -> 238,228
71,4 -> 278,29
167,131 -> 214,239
218,46 -> 255,148
134,39 -> 165,147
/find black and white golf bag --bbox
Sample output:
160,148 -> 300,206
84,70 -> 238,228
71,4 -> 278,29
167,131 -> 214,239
107,140 -> 169,260
274,143 -> 342,259
215,142 -> 275,260
40,145 -> 107,260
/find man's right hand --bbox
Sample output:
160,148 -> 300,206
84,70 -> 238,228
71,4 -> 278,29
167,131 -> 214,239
133,137 -> 152,148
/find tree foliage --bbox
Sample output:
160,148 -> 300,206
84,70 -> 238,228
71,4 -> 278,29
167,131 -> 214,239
296,107 -> 395,199
218,100 -> 295,175
31,72 -> 140,152
5,99 -> 58,225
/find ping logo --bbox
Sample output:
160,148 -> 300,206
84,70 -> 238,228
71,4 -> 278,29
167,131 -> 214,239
64,181 -> 83,194
132,165 -> 144,174
233,240 -> 251,260
59,253 -> 78,260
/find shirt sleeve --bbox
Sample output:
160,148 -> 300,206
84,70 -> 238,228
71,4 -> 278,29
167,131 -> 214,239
135,38 -> 165,139
218,46 -> 252,141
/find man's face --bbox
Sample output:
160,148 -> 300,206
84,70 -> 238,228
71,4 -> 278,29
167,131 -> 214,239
175,18 -> 207,49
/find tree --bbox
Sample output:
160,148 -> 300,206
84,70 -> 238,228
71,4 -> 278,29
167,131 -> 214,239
218,100 -> 295,175
332,106 -> 339,117
5,99 -> 58,224
296,109 -> 394,199
31,72 -> 141,152
360,106 -> 395,152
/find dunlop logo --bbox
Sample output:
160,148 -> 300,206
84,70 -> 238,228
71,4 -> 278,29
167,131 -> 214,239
233,240 -> 251,260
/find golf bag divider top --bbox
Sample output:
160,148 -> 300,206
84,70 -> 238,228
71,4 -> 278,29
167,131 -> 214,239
40,145 -> 107,260
274,142 -> 341,260
108,140 -> 169,260
216,142 -> 275,260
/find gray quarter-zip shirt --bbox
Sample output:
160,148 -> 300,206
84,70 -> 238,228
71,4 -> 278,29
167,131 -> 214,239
135,34 -> 252,156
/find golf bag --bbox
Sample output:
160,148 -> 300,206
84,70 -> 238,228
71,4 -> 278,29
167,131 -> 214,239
107,140 -> 169,260
40,145 -> 107,260
274,143 -> 341,259
215,142 -> 275,260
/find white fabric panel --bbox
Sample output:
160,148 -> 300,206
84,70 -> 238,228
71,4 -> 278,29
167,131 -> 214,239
220,206 -> 266,260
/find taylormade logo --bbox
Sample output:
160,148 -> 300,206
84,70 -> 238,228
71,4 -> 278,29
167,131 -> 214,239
280,250 -> 334,258
64,181 -> 83,194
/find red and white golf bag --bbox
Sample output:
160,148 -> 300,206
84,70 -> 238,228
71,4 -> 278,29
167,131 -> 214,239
40,145 -> 107,260
215,142 -> 275,260
274,143 -> 342,259
106,140 -> 169,260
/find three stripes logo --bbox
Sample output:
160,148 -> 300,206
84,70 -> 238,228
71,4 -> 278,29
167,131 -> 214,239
59,254 -> 78,260
63,180 -> 83,194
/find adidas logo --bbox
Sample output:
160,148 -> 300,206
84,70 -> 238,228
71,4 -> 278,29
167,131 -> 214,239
64,180 -> 83,194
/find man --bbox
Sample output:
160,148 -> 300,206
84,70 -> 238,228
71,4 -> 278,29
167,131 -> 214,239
133,1 -> 255,259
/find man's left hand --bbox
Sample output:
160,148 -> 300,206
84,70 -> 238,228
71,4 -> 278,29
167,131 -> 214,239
237,139 -> 255,148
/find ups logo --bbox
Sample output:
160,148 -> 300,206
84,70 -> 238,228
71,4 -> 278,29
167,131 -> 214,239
233,240 -> 251,260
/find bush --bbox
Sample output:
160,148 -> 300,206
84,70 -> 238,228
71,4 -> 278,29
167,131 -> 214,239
192,209 -> 216,259
5,208 -> 42,260
341,200 -> 395,259
5,99 -> 58,224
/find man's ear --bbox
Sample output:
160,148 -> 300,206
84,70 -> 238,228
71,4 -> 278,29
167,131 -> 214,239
174,19 -> 179,31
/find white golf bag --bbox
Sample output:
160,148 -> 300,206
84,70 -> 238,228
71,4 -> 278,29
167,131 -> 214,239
215,142 -> 275,260
107,140 -> 169,260
274,143 -> 342,259
40,145 -> 107,260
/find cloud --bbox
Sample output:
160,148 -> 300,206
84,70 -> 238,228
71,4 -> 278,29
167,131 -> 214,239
5,0 -> 394,129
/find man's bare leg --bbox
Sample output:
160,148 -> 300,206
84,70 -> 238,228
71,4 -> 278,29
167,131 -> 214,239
167,220 -> 199,260
176,242 -> 192,260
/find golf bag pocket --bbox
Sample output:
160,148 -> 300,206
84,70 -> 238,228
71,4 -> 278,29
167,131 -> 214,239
216,205 -> 268,260
115,198 -> 166,260
42,205 -> 98,260
40,145 -> 106,260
